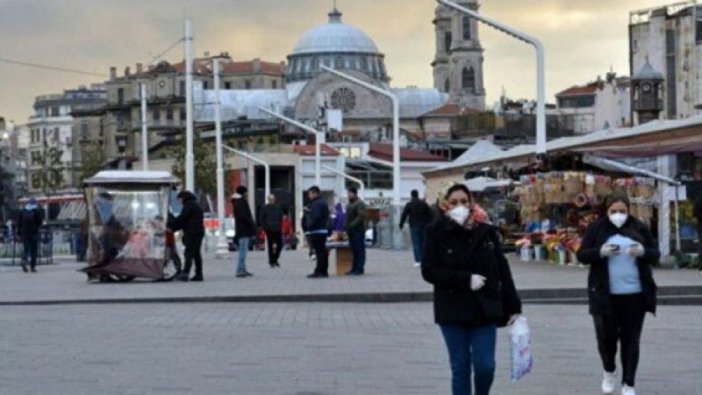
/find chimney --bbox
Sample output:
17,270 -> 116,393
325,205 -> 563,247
124,66 -> 131,77
109,67 -> 117,80
136,63 -> 143,74
253,58 -> 261,73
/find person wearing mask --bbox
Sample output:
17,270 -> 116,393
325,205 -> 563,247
232,186 -> 256,277
17,198 -> 44,273
422,184 -> 522,395
306,186 -> 330,278
344,187 -> 367,275
577,192 -> 659,395
259,193 -> 284,268
400,189 -> 432,268
168,191 -> 205,282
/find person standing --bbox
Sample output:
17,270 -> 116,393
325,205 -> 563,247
400,189 -> 432,268
232,186 -> 256,277
694,194 -> 702,267
17,198 -> 44,273
169,191 -> 205,282
344,187 -> 367,275
422,184 -> 522,395
306,186 -> 330,278
577,192 -> 659,395
259,193 -> 284,268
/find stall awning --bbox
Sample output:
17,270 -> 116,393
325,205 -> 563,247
582,154 -> 680,185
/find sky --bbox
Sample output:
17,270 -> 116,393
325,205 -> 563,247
0,0 -> 678,125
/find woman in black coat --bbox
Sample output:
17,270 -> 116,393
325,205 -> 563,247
422,184 -> 522,395
577,192 -> 658,395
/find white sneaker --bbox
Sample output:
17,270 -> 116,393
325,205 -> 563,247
621,385 -> 635,395
602,371 -> 616,394
413,262 -> 421,268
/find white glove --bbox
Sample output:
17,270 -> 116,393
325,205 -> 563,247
628,243 -> 645,257
470,274 -> 487,291
600,244 -> 620,258
507,314 -> 521,326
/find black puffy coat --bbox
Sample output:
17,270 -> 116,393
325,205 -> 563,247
259,203 -> 283,233
422,217 -> 522,327
169,191 -> 204,237
400,198 -> 432,229
576,217 -> 659,315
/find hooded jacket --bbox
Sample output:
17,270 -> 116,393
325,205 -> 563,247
18,203 -> 44,239
577,216 -> 659,315
232,193 -> 257,238
169,191 -> 205,237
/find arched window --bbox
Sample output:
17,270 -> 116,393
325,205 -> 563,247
444,78 -> 450,93
312,57 -> 320,72
462,67 -> 475,91
335,56 -> 344,69
444,32 -> 452,52
463,17 -> 471,40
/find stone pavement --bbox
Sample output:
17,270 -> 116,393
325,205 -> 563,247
1,303 -> 700,394
1,248 -> 701,304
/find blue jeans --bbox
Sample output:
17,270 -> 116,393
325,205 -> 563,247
410,226 -> 425,263
440,324 -> 497,395
348,230 -> 366,273
236,237 -> 250,274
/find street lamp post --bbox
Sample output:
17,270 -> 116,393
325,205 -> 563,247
184,18 -> 195,191
322,165 -> 365,199
140,83 -> 149,170
437,0 -> 546,155
212,56 -> 229,256
257,107 -> 323,187
319,65 -> 403,250
222,144 -> 270,202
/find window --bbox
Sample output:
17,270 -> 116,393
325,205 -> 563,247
179,108 -> 186,121
245,80 -> 252,90
166,107 -> 174,121
224,82 -> 232,89
272,80 -> 278,89
117,88 -> 124,105
463,17 -> 472,40
462,67 -> 475,91
54,128 -> 60,142
153,107 -> 161,121
179,81 -> 186,96
445,78 -> 450,92
203,81 -> 209,90
51,107 -> 59,116
31,173 -> 41,189
334,56 -> 344,69
445,32 -> 452,52
696,6 -> 702,42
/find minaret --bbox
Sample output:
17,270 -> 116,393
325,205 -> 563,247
433,1 -> 486,110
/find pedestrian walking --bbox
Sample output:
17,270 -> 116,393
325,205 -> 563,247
168,191 -> 205,282
694,194 -> 702,267
232,186 -> 256,277
17,198 -> 44,273
306,186 -> 330,278
259,193 -> 284,268
400,189 -> 432,267
422,184 -> 522,395
344,187 -> 367,275
577,192 -> 659,395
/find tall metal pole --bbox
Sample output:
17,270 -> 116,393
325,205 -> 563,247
140,83 -> 149,170
184,18 -> 195,191
319,65 -> 403,250
257,107 -> 323,186
437,0 -> 546,155
213,57 -> 228,256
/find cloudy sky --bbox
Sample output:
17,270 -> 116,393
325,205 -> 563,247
0,0 -> 675,124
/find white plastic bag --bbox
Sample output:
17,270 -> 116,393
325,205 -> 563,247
509,316 -> 533,382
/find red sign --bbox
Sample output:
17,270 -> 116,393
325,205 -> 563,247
203,218 -> 220,229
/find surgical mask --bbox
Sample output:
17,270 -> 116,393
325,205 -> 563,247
609,213 -> 628,228
448,205 -> 470,225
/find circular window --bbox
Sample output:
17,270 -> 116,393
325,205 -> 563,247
330,87 -> 356,113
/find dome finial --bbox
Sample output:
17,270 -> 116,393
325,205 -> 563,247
329,0 -> 342,22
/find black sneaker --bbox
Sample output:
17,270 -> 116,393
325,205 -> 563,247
176,273 -> 189,282
21,263 -> 28,273
307,273 -> 328,279
236,272 -> 249,278
190,274 -> 203,282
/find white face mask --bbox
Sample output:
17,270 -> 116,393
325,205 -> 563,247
609,213 -> 628,228
448,205 -> 471,225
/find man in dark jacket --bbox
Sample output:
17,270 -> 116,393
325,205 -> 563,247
306,186 -> 330,278
169,190 -> 205,281
400,190 -> 432,267
345,187 -> 367,275
694,194 -> 702,266
232,186 -> 256,277
17,198 -> 44,273
259,193 -> 284,268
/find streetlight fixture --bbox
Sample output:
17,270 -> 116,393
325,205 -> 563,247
437,0 -> 547,155
222,144 -> 270,202
257,107 -> 324,186
319,65 -> 403,250
322,164 -> 365,199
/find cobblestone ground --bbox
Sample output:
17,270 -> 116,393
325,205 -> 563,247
1,303 -> 700,395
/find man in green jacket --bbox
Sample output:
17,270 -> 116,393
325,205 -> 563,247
345,187 -> 367,275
